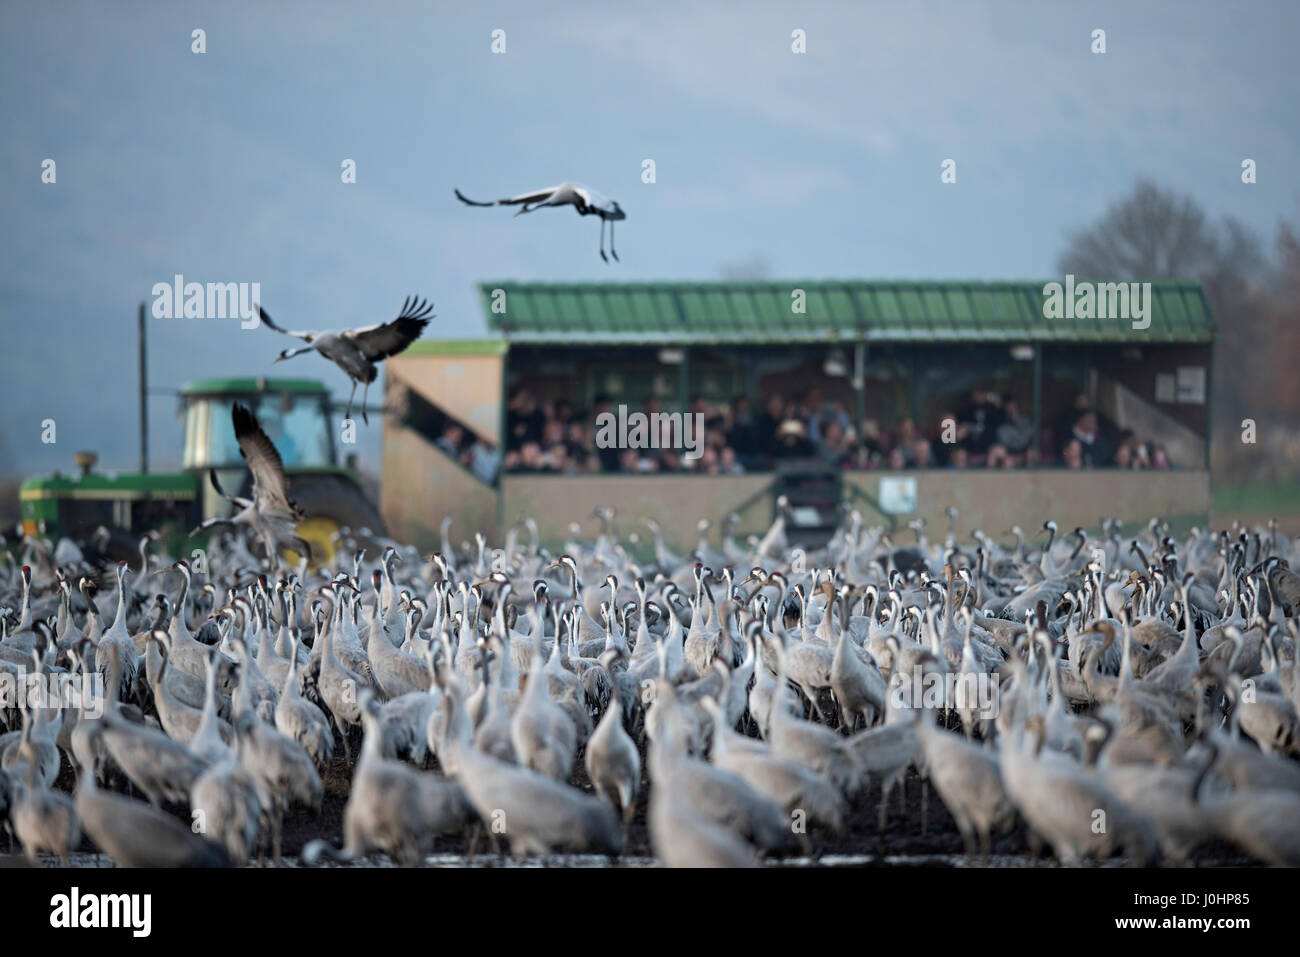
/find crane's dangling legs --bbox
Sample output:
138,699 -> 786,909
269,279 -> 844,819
599,219 -> 608,263
344,380 -> 358,425
609,217 -> 619,262
361,380 -> 370,424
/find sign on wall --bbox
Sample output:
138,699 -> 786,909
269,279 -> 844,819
879,476 -> 918,515
1176,366 -> 1206,404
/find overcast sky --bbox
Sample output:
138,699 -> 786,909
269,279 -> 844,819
2,0 -> 1297,476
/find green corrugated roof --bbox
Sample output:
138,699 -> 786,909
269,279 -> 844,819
477,280 -> 1215,345
180,377 -> 328,396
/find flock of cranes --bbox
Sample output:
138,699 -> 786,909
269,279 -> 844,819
3,469 -> 1300,865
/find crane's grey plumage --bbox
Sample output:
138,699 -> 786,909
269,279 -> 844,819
76,725 -> 231,867
192,403 -> 311,563
455,182 -> 626,262
256,296 -> 433,422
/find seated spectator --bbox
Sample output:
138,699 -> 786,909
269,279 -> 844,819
818,421 -> 853,468
467,439 -> 500,482
772,419 -> 816,459
542,442 -> 568,473
996,395 -> 1032,453
516,441 -> 547,471
541,417 -> 566,451
565,420 -> 593,464
957,389 -> 1004,454
911,438 -> 935,468
895,417 -> 918,451
810,398 -> 851,447
947,446 -> 969,468
758,393 -> 786,460
935,410 -> 972,465
694,446 -> 721,475
436,423 -> 463,458
1055,392 -> 1091,443
591,395 -> 621,472
1068,410 -> 1113,467
859,419 -> 884,458
986,443 -> 1013,469
618,448 -> 653,473
887,446 -> 907,470
718,446 -> 744,474
1061,438 -> 1084,469
849,445 -> 878,470
726,396 -> 763,469
506,388 -> 545,451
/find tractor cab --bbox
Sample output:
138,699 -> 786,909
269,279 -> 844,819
19,377 -> 384,565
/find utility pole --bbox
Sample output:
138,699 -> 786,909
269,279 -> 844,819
138,301 -> 148,473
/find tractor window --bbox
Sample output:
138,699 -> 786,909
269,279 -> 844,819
183,395 -> 333,469
253,396 -> 332,467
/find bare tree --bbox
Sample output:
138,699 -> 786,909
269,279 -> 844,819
1057,180 -> 1260,296
1056,180 -> 1286,482
718,254 -> 772,281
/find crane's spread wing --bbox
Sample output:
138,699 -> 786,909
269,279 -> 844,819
455,186 -> 560,207
346,295 -> 434,361
254,305 -> 316,342
231,403 -> 301,519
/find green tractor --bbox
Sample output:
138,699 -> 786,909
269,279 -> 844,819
19,377 -> 385,565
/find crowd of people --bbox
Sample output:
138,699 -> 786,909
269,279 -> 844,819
443,385 -> 1174,477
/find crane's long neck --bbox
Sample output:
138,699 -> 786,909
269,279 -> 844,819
283,622 -> 302,698
1119,620 -> 1134,688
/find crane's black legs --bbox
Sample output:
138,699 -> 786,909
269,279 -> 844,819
610,218 -> 619,262
599,219 -> 608,262
362,380 -> 370,424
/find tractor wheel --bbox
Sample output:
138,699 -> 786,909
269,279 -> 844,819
286,473 -> 387,566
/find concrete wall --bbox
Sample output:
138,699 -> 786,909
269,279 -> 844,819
383,461 -> 1210,553
386,352 -> 503,444
496,469 -> 1210,553
1096,375 -> 1206,467
502,473 -> 775,554
380,405 -> 499,551
845,469 -> 1211,537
